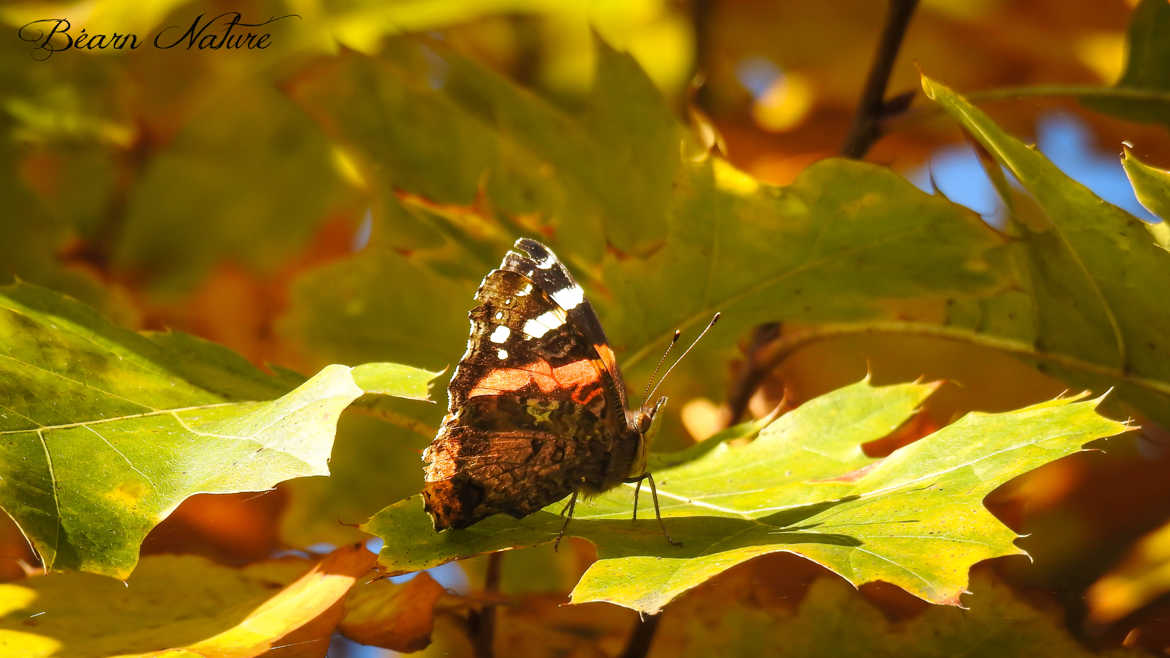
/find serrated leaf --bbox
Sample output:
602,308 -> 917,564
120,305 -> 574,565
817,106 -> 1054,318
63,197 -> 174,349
0,282 -> 437,577
923,74 -> 1170,426
285,38 -> 1170,431
0,544 -> 376,658
281,37 -> 1011,384
365,379 -> 1127,614
1120,148 -> 1170,250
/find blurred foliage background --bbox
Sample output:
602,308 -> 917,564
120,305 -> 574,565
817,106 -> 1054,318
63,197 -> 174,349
3,0 -> 1170,656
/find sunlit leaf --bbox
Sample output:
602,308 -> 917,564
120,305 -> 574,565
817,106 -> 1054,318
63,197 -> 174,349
0,544 -> 375,658
339,571 -> 448,652
365,379 -> 1127,614
281,37 -> 1011,388
1120,147 -> 1170,249
924,74 -> 1170,426
0,282 -> 437,577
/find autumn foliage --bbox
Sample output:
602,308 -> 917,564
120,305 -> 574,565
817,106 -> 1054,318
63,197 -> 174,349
3,1 -> 1170,656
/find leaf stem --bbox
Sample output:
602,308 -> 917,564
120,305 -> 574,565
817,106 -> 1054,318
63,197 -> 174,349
840,0 -> 920,158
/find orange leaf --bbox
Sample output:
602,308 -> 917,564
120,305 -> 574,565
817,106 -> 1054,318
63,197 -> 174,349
339,572 -> 446,652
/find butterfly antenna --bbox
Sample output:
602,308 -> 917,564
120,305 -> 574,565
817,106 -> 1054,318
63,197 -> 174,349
644,312 -> 720,403
641,329 -> 681,411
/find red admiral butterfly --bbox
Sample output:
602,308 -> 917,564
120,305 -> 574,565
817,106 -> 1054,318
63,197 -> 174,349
421,239 -> 717,546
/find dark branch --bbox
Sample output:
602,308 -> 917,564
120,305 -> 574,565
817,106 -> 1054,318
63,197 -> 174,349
619,614 -> 662,658
469,552 -> 502,658
840,0 -> 920,158
724,322 -> 782,426
690,0 -> 715,111
724,0 -> 920,426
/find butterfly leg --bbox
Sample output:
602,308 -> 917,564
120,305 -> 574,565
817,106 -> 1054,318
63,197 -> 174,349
553,490 -> 579,552
624,473 -> 681,546
631,478 -> 643,521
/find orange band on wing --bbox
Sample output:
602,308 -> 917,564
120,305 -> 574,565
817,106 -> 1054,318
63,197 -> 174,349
550,360 -> 600,389
468,359 -> 604,401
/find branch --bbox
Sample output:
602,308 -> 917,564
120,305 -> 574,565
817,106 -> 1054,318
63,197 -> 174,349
840,0 -> 921,158
725,322 -> 782,426
468,552 -> 502,658
723,0 -> 920,426
619,614 -> 662,658
690,0 -> 715,111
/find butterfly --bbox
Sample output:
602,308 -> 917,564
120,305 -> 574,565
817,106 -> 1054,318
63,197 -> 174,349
421,238 -> 717,547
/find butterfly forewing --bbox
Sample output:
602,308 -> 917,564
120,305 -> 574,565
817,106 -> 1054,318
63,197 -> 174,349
503,239 -> 628,407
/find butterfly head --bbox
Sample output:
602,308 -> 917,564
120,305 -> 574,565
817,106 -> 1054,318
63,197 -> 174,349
629,395 -> 668,476
636,395 -> 668,437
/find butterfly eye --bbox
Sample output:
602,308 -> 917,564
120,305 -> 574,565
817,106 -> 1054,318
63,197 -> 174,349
637,413 -> 653,434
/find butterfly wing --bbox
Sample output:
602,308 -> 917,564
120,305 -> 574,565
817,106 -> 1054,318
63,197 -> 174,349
422,242 -> 637,530
503,238 -> 629,409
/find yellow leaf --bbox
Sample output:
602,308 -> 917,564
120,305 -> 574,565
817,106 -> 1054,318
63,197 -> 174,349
0,545 -> 375,658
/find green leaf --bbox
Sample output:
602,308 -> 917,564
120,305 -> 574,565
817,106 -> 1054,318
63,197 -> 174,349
279,409 -> 436,547
923,74 -> 1170,426
1120,147 -> 1170,249
0,281 -> 437,578
281,38 -> 1011,388
1081,0 -> 1170,127
283,37 -> 1170,432
364,379 -> 1127,614
114,81 -> 351,291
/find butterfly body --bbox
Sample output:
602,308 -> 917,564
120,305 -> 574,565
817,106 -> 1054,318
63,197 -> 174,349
422,239 -> 660,531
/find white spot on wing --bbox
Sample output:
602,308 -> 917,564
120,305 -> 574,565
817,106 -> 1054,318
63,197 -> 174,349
522,310 -> 564,338
497,349 -> 508,359
494,311 -> 504,320
550,284 -> 584,309
536,255 -> 555,269
489,325 -> 511,343
516,282 -> 532,297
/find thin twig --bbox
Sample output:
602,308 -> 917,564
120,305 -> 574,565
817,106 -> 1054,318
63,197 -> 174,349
724,322 -> 782,426
722,0 -> 921,427
619,614 -> 662,658
468,552 -> 502,658
690,0 -> 715,111
840,0 -> 920,158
